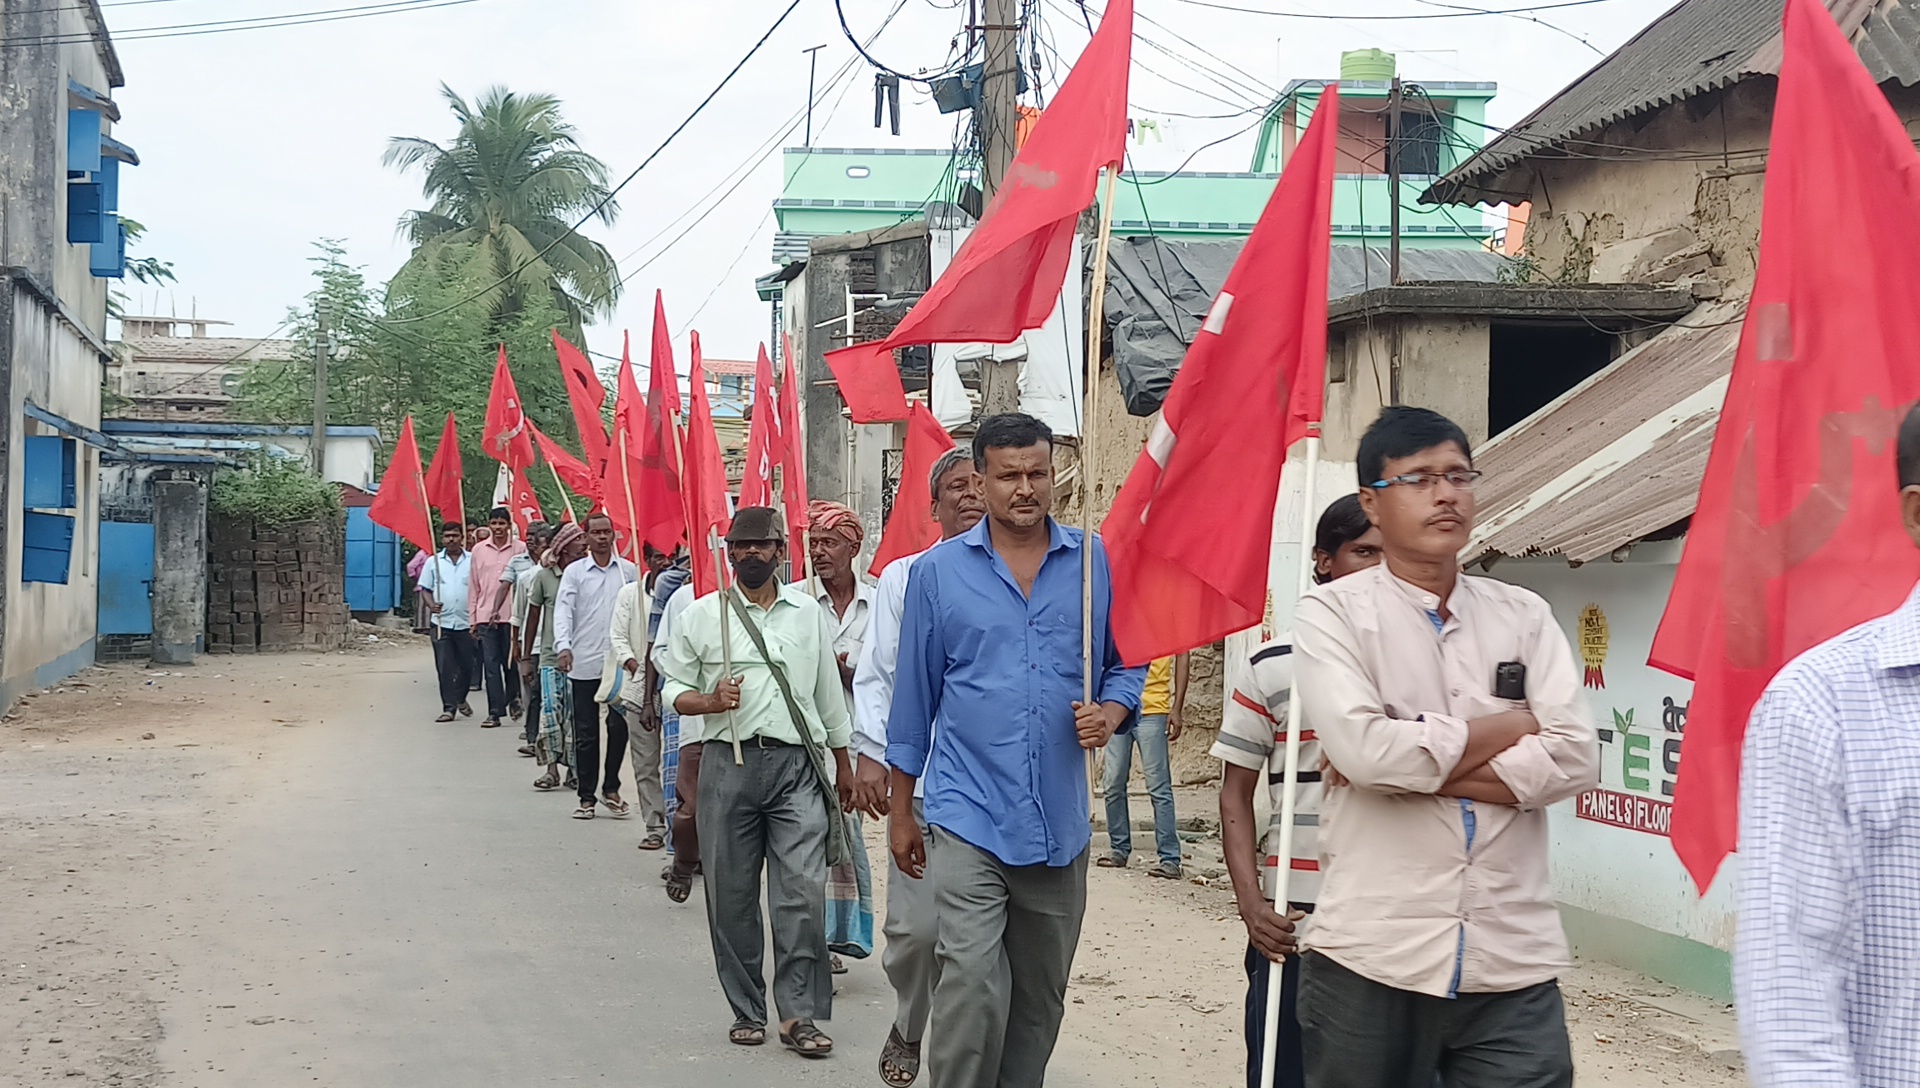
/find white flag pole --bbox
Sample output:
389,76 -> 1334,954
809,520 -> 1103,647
1259,425 -> 1320,1088
1081,165 -> 1121,816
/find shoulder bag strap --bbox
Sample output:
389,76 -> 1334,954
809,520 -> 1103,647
725,589 -> 853,867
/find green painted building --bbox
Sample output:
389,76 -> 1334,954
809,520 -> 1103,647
769,51 -> 1497,259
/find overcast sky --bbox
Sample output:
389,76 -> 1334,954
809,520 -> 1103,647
109,0 -> 1680,368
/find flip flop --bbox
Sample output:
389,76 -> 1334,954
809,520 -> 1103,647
636,832 -> 665,850
572,803 -> 595,820
435,712 -> 456,723
601,797 -> 631,818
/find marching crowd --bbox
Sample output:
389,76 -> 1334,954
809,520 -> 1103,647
394,398 -> 1920,1088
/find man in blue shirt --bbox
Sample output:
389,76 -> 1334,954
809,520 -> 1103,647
418,521 -> 478,723
887,412 -> 1145,1088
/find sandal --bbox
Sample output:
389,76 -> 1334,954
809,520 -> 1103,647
481,718 -> 502,729
572,802 -> 595,820
517,745 -> 536,757
831,953 -> 848,975
458,703 -> 473,718
780,1018 -> 833,1058
534,771 -> 561,791
434,712 -> 456,723
879,1025 -> 921,1088
1097,854 -> 1128,869
637,832 -> 665,851
564,773 -> 578,790
601,796 -> 631,818
666,869 -> 693,904
728,1022 -> 766,1046
1149,863 -> 1182,880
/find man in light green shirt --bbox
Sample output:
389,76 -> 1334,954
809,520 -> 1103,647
659,507 -> 853,1059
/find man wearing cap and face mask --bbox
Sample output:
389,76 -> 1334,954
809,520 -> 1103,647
658,506 -> 855,1060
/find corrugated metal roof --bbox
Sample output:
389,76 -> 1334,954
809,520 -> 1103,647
1467,301 -> 1745,562
1429,0 -> 1920,205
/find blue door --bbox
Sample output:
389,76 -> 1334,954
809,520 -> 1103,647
99,521 -> 155,635
345,507 -> 400,612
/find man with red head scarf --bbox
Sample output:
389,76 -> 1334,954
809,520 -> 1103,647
808,499 -> 878,975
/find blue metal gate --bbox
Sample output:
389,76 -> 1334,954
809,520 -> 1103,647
98,521 -> 155,635
345,506 -> 400,613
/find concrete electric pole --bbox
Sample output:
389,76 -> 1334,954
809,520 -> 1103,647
311,298 -> 330,478
977,0 -> 1024,415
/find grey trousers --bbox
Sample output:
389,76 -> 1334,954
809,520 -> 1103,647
1298,952 -> 1574,1088
697,741 -> 832,1027
624,707 -> 667,833
927,829 -> 1087,1088
885,801 -> 940,1043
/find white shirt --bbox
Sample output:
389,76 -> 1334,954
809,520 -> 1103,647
654,582 -> 704,748
1211,634 -> 1320,907
818,578 -> 875,714
417,550 -> 472,631
852,550 -> 926,796
552,553 -> 637,681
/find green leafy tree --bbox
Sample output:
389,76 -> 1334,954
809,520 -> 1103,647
383,85 -> 622,338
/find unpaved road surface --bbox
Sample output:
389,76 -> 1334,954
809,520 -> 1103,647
1,643 -> 1745,1086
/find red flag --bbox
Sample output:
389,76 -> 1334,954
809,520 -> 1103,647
636,293 -> 687,553
822,0 -> 1132,423
601,333 -> 648,558
1103,86 -> 1337,667
422,411 -> 465,523
531,420 -> 598,503
1650,0 -> 1920,891
869,404 -> 956,577
507,468 -> 545,536
368,416 -> 436,553
551,330 -> 610,477
741,345 -> 779,508
683,332 -> 734,595
483,344 -> 536,470
779,332 -> 811,576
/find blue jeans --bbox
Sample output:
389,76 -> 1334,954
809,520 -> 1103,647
1102,713 -> 1179,868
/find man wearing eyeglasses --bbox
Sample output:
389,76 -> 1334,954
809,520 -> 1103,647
1292,406 -> 1598,1088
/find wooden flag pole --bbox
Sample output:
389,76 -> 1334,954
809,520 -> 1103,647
419,464 -> 445,645
1081,165 -> 1121,813
711,528 -> 745,766
617,428 -> 642,562
1258,426 -> 1321,1088
546,460 -> 577,523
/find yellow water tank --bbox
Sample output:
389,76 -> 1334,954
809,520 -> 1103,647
1339,48 -> 1397,83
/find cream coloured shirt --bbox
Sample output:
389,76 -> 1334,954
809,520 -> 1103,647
1294,564 -> 1599,998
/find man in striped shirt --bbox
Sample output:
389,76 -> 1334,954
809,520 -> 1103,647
1214,493 -> 1381,1088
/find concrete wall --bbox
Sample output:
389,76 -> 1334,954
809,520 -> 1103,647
1323,314 -> 1491,463
151,474 -> 207,664
1496,547 -> 1735,1001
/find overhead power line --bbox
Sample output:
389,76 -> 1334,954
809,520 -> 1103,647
1162,0 -> 1620,18
0,0 -> 485,45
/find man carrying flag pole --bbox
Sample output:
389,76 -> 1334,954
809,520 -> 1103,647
1103,83 -> 1341,1088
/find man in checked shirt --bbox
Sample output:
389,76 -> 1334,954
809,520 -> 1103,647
1737,401 -> 1920,1088
1294,406 -> 1599,1088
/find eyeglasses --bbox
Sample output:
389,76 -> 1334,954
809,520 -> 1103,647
1368,470 -> 1483,493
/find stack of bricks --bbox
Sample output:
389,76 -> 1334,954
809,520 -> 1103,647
205,514 -> 349,654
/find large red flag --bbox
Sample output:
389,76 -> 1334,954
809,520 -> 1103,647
821,0 -> 1133,423
507,468 -> 545,536
869,404 -> 956,577
483,344 -> 536,470
1650,0 -> 1920,891
636,293 -> 687,553
1103,86 -> 1337,667
551,330 -> 610,477
601,333 -> 648,558
779,332 -> 811,577
422,411 -> 465,523
368,416 -> 436,553
682,332 -> 734,595
741,344 -> 779,508
531,420 -> 598,503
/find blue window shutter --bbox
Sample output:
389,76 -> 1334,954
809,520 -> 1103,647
98,157 -> 120,212
22,436 -> 77,509
68,182 -> 106,244
90,218 -> 125,279
22,512 -> 75,585
67,110 -> 102,177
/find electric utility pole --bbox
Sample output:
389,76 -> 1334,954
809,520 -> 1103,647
980,0 -> 1020,200
311,298 -> 331,478
1388,77 -> 1403,285
803,43 -> 827,146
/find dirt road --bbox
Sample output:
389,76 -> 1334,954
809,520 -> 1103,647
0,642 -> 1746,1086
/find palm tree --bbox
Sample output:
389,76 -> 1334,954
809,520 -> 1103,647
384,85 -> 622,332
